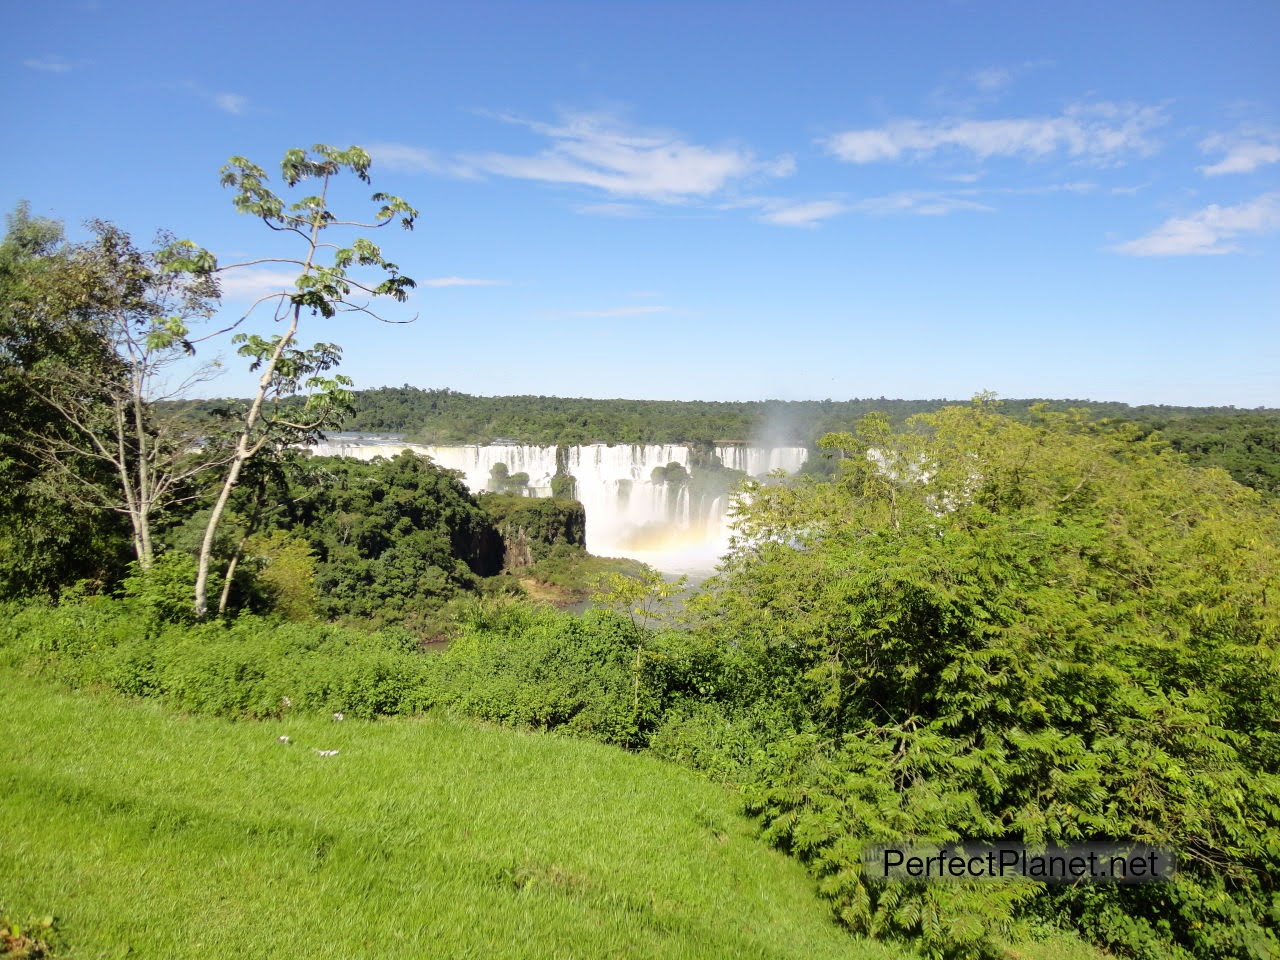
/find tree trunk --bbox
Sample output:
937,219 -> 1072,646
193,305 -> 302,616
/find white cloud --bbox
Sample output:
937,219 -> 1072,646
420,276 -> 507,287
213,92 -> 248,115
826,101 -> 1165,165
1111,193 -> 1280,256
852,191 -> 995,216
972,67 -> 1012,92
756,199 -> 849,228
563,305 -> 672,319
743,179 -> 1095,227
1002,181 -> 1098,196
575,201 -> 652,218
23,55 -> 73,73
366,142 -> 477,179
1199,131 -> 1280,176
183,83 -> 249,116
466,111 -> 790,203
967,59 -> 1051,95
217,268 -> 300,301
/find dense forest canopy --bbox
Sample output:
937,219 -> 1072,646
343,385 -> 1279,446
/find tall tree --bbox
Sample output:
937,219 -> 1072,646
0,204 -> 133,594
170,145 -> 418,615
17,222 -> 222,569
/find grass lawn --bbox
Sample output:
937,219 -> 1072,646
0,668 -> 913,959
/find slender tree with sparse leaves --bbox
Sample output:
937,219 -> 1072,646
169,144 -> 418,616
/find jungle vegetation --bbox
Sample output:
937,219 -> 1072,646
3,148 -> 1279,960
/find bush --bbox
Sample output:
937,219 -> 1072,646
695,403 -> 1280,959
120,552 -> 200,628
0,599 -> 438,720
438,604 -> 648,743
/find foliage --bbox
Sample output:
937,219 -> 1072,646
242,529 -> 318,621
517,546 -> 646,602
592,567 -> 687,630
479,493 -> 585,566
485,461 -> 531,494
0,912 -> 58,959
696,401 -> 1280,959
15,221 -> 220,569
284,452 -> 504,626
167,144 -> 418,615
1130,412 -> 1280,495
120,552 -> 200,628
0,598 -> 434,719
0,204 -> 133,597
440,603 -> 652,743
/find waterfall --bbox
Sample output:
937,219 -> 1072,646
306,435 -> 808,572
714,444 -> 809,475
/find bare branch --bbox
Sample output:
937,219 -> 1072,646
216,258 -> 308,271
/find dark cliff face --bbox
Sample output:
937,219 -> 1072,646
479,494 -> 587,569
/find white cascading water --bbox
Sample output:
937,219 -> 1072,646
715,444 -> 808,477
307,435 -> 808,574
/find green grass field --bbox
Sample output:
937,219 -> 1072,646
0,669 -> 913,960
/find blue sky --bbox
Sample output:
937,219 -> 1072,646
4,0 -> 1278,406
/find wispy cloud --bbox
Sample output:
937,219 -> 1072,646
1111,192 -> 1280,256
1198,130 -> 1280,176
561,305 -> 673,319
213,92 -> 248,115
23,55 -> 75,73
219,267 -> 499,299
971,67 -> 1013,93
217,268 -> 300,301
575,201 -> 652,218
182,82 -> 249,116
753,199 -> 850,228
743,179 -> 1094,226
853,191 -> 995,216
420,276 -> 507,288
967,59 -> 1051,95
465,111 -> 792,203
367,142 -> 477,179
826,101 -> 1165,165
1003,181 -> 1098,196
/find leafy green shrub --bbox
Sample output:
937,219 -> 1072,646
647,700 -> 802,784
0,599 -> 438,720
696,402 -> 1280,959
120,552 -> 199,627
438,604 -> 648,743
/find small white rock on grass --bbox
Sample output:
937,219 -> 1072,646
316,749 -> 340,758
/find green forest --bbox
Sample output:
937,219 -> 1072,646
3,147 -> 1279,960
